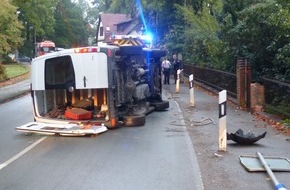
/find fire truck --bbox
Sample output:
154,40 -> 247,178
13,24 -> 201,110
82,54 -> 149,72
16,35 -> 169,136
36,40 -> 56,57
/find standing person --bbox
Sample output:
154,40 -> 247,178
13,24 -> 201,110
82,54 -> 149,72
172,54 -> 180,84
162,58 -> 171,85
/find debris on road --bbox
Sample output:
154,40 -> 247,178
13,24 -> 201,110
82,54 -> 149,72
227,128 -> 266,145
240,154 -> 290,172
189,117 -> 214,126
214,152 -> 223,158
240,152 -> 290,190
16,122 -> 108,136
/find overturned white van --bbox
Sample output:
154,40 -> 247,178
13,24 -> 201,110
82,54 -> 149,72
16,45 -> 169,135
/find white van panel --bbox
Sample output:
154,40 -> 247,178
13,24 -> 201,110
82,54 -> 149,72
31,58 -> 46,90
16,122 -> 108,136
72,52 -> 109,89
31,51 -> 108,90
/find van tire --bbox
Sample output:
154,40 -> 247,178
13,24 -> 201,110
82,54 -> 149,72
124,114 -> 146,127
150,100 -> 169,111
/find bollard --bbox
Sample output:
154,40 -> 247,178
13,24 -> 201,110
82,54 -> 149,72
175,69 -> 181,93
218,90 -> 227,152
189,74 -> 194,107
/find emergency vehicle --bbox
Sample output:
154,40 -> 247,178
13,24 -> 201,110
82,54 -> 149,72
16,36 -> 169,136
36,40 -> 56,57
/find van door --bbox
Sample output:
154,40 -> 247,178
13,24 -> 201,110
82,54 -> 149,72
73,52 -> 108,89
16,122 -> 108,136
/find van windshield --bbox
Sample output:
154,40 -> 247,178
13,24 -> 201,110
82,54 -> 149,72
45,55 -> 75,89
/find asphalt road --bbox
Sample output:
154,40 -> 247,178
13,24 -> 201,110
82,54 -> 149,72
163,83 -> 290,190
0,94 -> 203,190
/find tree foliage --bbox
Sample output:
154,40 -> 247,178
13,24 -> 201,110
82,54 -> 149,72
53,0 -> 89,48
174,1 -> 224,67
0,0 -> 23,56
13,0 -> 57,39
1,0 -> 289,82
163,0 -> 290,81
0,0 -> 23,80
220,0 -> 290,80
10,0 -> 90,55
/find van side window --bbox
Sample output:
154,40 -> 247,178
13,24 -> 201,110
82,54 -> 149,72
45,55 -> 75,89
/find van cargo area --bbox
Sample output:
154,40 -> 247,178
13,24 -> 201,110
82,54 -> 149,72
34,88 -> 109,122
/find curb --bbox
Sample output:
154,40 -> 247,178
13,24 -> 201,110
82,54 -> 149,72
0,72 -> 30,88
0,88 -> 30,104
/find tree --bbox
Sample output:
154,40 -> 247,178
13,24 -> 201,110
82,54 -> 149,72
12,0 -> 57,56
173,0 -> 225,67
0,0 -> 23,80
74,0 -> 100,44
220,0 -> 290,81
92,0 -> 113,11
53,0 -> 89,47
0,0 -> 23,57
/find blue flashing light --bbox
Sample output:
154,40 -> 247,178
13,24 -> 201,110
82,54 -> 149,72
143,33 -> 153,42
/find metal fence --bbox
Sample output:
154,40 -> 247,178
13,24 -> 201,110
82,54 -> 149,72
183,64 -> 290,118
183,65 -> 237,98
262,77 -> 290,118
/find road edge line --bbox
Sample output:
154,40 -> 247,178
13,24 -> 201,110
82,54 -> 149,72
173,100 -> 205,190
0,136 -> 46,171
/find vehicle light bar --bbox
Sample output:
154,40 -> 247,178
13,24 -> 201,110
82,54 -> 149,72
74,47 -> 99,53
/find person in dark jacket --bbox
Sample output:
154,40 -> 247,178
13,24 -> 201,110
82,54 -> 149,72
172,54 -> 180,84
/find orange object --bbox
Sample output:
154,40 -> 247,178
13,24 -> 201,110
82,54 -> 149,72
110,118 -> 117,128
65,108 -> 92,120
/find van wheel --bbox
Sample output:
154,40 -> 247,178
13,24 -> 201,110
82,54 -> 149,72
124,114 -> 145,127
150,100 -> 169,111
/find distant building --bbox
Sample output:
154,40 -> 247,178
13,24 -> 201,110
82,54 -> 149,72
96,13 -> 142,45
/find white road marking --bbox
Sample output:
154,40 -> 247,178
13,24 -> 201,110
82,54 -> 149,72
0,136 -> 46,170
173,100 -> 205,189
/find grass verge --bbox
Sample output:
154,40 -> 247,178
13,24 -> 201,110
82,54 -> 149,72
3,64 -> 29,79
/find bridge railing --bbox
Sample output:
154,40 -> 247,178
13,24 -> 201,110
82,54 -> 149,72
183,64 -> 237,99
183,64 -> 290,118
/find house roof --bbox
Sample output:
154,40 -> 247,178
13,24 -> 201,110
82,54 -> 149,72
100,13 -> 133,35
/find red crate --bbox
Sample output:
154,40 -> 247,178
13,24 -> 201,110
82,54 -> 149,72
65,108 -> 92,120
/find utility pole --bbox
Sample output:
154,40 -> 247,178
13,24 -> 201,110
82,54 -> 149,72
34,27 -> 36,58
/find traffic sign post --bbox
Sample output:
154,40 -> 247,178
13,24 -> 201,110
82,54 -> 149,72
189,74 -> 194,107
219,90 -> 227,152
176,69 -> 181,93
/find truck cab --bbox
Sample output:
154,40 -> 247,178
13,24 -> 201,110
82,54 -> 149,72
18,44 -> 168,135
36,40 -> 56,57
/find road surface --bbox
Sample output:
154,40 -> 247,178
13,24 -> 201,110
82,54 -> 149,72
0,94 -> 203,190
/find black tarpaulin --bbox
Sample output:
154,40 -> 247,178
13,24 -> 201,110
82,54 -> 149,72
227,129 -> 266,145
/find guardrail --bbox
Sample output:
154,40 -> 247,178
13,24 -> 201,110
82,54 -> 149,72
183,64 -> 237,98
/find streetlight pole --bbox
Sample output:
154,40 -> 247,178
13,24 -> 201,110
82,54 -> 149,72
34,27 -> 36,58
29,26 -> 36,58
